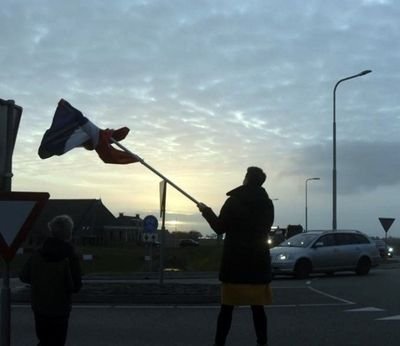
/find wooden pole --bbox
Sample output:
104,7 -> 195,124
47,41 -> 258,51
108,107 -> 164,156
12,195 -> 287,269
110,138 -> 199,205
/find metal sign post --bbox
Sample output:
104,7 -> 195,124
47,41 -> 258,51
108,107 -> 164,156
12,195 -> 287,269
159,180 -> 167,285
0,192 -> 49,346
0,261 -> 10,346
0,99 -> 22,192
379,217 -> 395,246
143,215 -> 158,273
0,99 -> 22,346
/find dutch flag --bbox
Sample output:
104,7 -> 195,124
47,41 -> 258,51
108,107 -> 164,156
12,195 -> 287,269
38,99 -> 139,164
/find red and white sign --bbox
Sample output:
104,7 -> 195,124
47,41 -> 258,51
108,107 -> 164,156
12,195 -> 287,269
0,191 -> 49,261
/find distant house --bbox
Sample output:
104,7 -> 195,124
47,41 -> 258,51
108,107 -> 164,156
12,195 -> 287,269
24,199 -> 148,250
24,199 -> 117,248
114,212 -> 144,243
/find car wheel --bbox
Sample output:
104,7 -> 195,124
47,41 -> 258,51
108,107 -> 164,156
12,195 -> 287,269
294,259 -> 311,279
355,257 -> 371,275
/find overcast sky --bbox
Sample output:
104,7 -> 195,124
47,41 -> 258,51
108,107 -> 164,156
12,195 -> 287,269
1,0 -> 399,238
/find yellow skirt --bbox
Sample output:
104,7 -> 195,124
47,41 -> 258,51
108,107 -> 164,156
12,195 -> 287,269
221,283 -> 273,306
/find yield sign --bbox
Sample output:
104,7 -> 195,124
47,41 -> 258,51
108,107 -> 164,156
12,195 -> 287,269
378,217 -> 395,233
0,191 -> 49,261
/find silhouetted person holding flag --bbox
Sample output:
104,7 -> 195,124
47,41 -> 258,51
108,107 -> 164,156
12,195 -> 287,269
20,214 -> 82,346
198,167 -> 274,346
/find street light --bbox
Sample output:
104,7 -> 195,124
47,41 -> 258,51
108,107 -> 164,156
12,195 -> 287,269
332,70 -> 372,231
305,177 -> 320,232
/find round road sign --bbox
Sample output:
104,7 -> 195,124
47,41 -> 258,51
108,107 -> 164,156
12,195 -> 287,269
143,215 -> 158,233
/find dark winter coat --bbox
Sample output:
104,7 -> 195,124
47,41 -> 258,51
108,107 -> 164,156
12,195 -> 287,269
19,237 -> 82,316
201,185 -> 274,284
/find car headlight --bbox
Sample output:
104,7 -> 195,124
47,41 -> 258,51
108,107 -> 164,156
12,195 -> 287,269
278,253 -> 290,261
388,247 -> 393,253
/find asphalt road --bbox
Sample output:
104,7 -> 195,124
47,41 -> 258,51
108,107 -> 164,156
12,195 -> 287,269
9,266 -> 400,346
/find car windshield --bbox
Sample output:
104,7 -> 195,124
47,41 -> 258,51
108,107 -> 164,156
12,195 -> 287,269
279,233 -> 319,248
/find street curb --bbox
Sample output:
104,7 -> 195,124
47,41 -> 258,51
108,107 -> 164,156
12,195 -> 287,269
12,283 -> 221,305
11,263 -> 399,305
83,272 -> 219,280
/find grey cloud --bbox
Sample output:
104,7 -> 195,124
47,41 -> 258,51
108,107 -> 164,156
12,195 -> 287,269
3,0 -> 398,153
3,0 -> 400,239
282,140 -> 400,194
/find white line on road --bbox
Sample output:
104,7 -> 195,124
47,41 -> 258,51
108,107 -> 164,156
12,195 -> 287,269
11,285 -> 356,310
12,303 -> 352,310
345,307 -> 385,312
307,287 -> 355,305
297,303 -> 352,307
376,315 -> 400,321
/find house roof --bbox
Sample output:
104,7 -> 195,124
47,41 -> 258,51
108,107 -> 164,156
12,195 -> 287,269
116,213 -> 143,227
30,199 -> 116,238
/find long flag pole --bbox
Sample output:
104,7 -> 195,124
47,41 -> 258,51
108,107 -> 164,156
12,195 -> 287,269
110,138 -> 199,205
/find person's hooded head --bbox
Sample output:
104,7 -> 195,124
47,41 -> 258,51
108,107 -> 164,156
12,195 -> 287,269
243,166 -> 266,187
48,214 -> 74,242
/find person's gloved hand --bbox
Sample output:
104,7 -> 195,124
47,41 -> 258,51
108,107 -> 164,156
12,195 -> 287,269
197,202 -> 209,213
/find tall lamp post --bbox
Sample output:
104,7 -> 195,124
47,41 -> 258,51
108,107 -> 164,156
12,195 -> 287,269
305,178 -> 320,232
332,70 -> 372,231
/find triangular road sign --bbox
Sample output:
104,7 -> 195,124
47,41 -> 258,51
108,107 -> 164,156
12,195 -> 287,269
0,191 -> 49,261
378,217 -> 395,233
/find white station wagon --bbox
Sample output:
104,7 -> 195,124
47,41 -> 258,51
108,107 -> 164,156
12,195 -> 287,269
270,230 -> 380,279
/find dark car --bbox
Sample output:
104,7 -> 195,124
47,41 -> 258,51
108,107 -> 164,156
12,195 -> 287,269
179,239 -> 200,247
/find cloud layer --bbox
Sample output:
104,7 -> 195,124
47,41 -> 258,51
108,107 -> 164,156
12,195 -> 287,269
1,0 -> 400,237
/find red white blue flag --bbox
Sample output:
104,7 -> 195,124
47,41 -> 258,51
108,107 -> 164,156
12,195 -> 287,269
38,99 -> 139,164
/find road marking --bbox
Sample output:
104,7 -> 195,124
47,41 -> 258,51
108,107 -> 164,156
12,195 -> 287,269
12,303 -> 349,310
376,315 -> 400,321
298,303 -> 352,307
12,304 -> 30,308
307,287 -> 355,305
345,307 -> 385,312
71,305 -> 115,309
115,305 -> 178,309
12,286 -> 357,310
